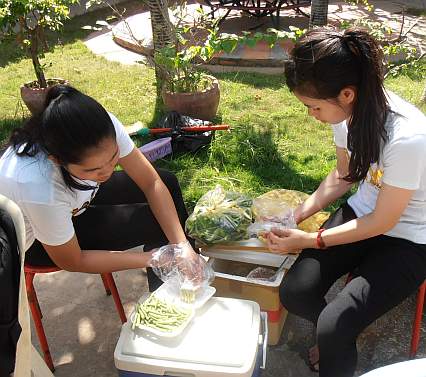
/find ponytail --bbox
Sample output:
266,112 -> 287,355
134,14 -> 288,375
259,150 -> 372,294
10,85 -> 116,190
284,27 -> 389,183
342,30 -> 388,182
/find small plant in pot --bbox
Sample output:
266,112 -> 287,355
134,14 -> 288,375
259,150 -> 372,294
0,0 -> 79,114
152,7 -> 237,122
153,7 -> 308,121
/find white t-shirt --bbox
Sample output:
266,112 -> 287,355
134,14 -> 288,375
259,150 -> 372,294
332,91 -> 426,244
0,113 -> 135,250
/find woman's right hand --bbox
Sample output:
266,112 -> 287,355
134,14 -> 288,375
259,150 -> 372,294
148,242 -> 214,288
264,227 -> 314,254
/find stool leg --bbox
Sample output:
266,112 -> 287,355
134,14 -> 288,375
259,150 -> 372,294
100,274 -> 111,296
25,272 -> 55,372
102,273 -> 127,323
409,281 -> 426,359
25,272 -> 43,318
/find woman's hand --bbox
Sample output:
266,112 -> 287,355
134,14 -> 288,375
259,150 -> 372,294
175,241 -> 212,287
150,241 -> 214,288
264,227 -> 315,254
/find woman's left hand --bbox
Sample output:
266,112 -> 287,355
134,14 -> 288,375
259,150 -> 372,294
264,227 -> 314,254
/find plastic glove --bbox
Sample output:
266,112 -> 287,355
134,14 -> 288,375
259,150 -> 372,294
149,241 -> 214,290
175,240 -> 214,289
149,243 -> 178,279
248,209 -> 296,240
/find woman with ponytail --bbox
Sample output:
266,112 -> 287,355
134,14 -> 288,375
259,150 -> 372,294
0,85 -> 199,292
264,28 -> 426,376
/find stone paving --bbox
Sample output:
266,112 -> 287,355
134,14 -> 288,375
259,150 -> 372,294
84,0 -> 426,72
31,262 -> 426,377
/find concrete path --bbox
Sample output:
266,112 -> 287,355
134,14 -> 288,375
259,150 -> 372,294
84,0 -> 426,72
31,263 -> 426,377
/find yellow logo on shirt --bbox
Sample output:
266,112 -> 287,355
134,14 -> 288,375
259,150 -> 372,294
345,149 -> 383,189
368,167 -> 383,189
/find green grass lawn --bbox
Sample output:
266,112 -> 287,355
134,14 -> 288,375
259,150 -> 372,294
0,4 -> 425,211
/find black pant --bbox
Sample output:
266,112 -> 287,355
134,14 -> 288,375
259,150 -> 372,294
25,169 -> 189,292
280,203 -> 426,377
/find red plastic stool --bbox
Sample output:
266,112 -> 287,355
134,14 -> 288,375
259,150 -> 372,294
345,274 -> 425,359
24,264 -> 127,371
410,280 -> 426,358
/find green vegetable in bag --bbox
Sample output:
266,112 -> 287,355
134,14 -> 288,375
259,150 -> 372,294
185,185 -> 252,245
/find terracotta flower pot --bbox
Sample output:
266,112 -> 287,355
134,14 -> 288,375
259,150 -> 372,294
162,75 -> 220,121
20,78 -> 69,115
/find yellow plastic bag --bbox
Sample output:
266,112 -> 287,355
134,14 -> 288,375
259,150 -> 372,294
252,189 -> 330,233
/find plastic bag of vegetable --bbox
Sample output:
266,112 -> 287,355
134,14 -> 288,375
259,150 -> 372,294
252,189 -> 330,234
185,185 -> 253,245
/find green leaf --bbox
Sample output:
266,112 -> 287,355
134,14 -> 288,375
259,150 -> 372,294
245,38 -> 257,48
220,39 -> 238,54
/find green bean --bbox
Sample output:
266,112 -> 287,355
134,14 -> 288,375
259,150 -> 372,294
132,295 -> 192,332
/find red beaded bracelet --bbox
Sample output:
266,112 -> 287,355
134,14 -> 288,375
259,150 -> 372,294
316,228 -> 327,249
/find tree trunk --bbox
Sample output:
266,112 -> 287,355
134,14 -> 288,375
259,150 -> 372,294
148,0 -> 173,49
309,0 -> 329,28
29,27 -> 47,88
146,0 -> 174,92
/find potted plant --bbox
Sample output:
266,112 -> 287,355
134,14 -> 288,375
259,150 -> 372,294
154,9 -> 307,121
155,42 -> 221,121
151,6 -> 232,122
0,0 -> 79,114
86,1 -> 303,120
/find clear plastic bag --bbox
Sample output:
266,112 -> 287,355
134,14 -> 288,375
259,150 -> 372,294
247,210 -> 296,239
185,185 -> 253,245
252,189 -> 330,233
246,267 -> 277,282
150,242 -> 215,303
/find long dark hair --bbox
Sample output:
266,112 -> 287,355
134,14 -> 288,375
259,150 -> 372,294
284,28 -> 389,183
9,85 -> 116,190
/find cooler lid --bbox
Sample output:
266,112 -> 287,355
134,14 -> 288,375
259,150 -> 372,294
120,297 -> 259,368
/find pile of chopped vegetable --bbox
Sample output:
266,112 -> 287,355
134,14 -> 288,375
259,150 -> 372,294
132,295 -> 192,332
180,283 -> 197,303
185,185 -> 253,245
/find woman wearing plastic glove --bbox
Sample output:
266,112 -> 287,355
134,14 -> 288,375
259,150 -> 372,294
0,85 -> 198,291
264,28 -> 426,377
150,241 -> 213,290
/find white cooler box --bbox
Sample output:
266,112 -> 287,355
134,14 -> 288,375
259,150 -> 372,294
114,297 -> 267,377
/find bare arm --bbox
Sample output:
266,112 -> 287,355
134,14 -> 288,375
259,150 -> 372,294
42,147 -> 189,273
43,235 -> 153,273
316,183 -> 414,247
267,182 -> 414,253
294,146 -> 353,223
118,147 -> 187,244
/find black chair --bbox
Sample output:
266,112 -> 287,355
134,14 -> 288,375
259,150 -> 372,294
0,208 -> 21,377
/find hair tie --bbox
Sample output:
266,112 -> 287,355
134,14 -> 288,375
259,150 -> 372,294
341,33 -> 360,56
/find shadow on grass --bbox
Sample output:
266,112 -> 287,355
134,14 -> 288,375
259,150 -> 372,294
0,118 -> 24,150
213,71 -> 286,90
155,121 -> 324,211
225,124 -> 322,191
